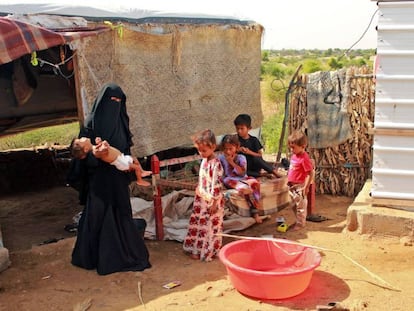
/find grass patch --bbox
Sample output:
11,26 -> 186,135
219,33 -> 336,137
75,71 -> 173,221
261,112 -> 286,154
0,122 -> 79,151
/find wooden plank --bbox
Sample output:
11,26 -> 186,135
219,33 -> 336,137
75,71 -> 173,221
157,178 -> 197,190
158,152 -> 223,168
159,154 -> 202,168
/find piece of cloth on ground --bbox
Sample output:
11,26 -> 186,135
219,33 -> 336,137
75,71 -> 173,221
130,190 -> 257,242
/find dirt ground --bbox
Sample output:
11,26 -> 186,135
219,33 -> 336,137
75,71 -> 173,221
0,186 -> 414,311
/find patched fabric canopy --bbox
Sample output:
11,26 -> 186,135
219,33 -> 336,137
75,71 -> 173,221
0,17 -> 109,65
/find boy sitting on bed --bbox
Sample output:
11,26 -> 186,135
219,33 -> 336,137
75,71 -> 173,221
234,113 -> 279,177
70,137 -> 151,186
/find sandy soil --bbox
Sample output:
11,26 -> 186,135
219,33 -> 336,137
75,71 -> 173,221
0,186 -> 414,311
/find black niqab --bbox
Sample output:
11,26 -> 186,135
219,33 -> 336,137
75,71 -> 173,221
84,83 -> 133,152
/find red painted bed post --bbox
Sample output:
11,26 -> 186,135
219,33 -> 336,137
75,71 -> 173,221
151,155 -> 164,240
307,159 -> 316,215
307,183 -> 316,215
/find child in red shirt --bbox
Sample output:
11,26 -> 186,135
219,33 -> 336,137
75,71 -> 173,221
287,130 -> 314,230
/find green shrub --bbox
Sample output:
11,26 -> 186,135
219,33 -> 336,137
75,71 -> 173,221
261,50 -> 269,61
328,57 -> 343,69
261,112 -> 286,154
302,59 -> 324,73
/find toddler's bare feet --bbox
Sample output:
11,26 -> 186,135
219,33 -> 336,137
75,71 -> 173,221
141,170 -> 152,177
136,180 -> 151,187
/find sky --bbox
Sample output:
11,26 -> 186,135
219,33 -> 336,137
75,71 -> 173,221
2,0 -> 379,50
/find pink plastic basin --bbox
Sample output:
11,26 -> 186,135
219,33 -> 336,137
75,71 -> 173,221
219,239 -> 321,299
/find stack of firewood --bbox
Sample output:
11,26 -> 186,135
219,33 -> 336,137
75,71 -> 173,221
289,66 -> 375,196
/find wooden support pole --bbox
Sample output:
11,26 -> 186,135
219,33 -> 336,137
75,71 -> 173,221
151,155 -> 164,240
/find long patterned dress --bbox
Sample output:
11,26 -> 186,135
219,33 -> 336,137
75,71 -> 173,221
183,157 -> 224,261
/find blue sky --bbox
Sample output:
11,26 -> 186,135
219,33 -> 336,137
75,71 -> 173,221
3,0 -> 379,50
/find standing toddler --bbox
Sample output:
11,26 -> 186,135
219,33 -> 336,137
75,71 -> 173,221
183,129 -> 224,261
287,130 -> 314,230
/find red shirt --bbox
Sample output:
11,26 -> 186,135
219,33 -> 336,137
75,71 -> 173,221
288,151 -> 313,184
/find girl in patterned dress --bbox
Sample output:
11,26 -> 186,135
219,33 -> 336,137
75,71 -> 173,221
183,129 -> 224,261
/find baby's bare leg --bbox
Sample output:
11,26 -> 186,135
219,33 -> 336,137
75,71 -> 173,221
132,157 -> 152,177
130,163 -> 150,186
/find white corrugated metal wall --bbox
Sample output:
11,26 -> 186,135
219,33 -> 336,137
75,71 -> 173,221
372,1 -> 414,205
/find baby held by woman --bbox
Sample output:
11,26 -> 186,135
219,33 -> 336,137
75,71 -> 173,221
70,137 -> 151,186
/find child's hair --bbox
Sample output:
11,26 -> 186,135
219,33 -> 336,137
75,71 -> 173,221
288,130 -> 308,147
233,114 -> 252,128
70,138 -> 88,159
191,129 -> 216,148
220,134 -> 240,150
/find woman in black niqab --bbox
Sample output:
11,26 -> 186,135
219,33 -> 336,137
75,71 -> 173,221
71,83 -> 151,275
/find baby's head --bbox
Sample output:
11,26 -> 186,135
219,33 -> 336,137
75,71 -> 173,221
70,137 -> 92,159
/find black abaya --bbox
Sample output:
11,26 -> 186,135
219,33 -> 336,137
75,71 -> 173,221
71,83 -> 151,275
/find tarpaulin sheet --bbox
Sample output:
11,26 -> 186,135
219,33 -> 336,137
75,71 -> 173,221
0,17 -> 110,65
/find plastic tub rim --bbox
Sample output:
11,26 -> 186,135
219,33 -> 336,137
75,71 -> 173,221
219,239 -> 321,277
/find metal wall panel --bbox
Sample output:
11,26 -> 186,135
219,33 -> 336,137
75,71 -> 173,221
372,1 -> 414,201
372,135 -> 414,199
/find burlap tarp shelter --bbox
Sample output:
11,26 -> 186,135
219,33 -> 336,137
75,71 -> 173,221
75,19 -> 264,157
0,5 -> 264,157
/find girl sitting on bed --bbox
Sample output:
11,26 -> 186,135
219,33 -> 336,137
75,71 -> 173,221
218,134 -> 262,224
